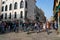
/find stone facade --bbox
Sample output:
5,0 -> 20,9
35,6 -> 46,23
1,0 -> 36,21
0,0 -> 46,23
0,0 -> 2,15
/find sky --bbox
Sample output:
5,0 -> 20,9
36,0 -> 54,19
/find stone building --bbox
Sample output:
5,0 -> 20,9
53,0 -> 60,21
53,0 -> 60,32
0,0 -> 36,21
0,0 -> 46,23
35,6 -> 46,23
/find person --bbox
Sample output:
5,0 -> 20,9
52,21 -> 55,29
34,22 -> 38,32
54,21 -> 59,34
23,22 -> 27,32
37,22 -> 41,33
27,22 -> 31,34
0,21 -> 5,33
46,21 -> 50,35
43,23 -> 46,32
15,20 -> 19,33
33,22 -> 40,33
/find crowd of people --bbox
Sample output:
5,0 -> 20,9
0,20 -> 59,35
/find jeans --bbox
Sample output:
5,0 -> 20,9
15,27 -> 19,32
23,26 -> 27,32
0,26 -> 5,33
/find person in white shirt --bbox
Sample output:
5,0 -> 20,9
43,23 -> 46,31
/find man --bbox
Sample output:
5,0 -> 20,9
46,21 -> 50,35
13,20 -> 19,33
54,21 -> 59,34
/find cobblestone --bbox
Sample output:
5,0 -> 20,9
0,30 -> 60,40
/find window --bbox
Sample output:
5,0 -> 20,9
14,12 -> 17,18
2,1 -> 5,4
1,6 -> 4,12
25,1 -> 27,8
9,4 -> 12,10
5,5 -> 8,11
5,13 -> 7,19
20,11 -> 23,18
20,1 -> 24,8
9,13 -> 11,19
14,2 -> 17,9
25,11 -> 27,18
1,14 -> 3,19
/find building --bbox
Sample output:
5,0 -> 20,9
53,0 -> 60,23
0,0 -> 36,21
48,16 -> 54,22
53,0 -> 60,21
53,0 -> 60,32
35,6 -> 46,23
0,0 -> 46,23
0,0 -> 2,14
0,0 -> 2,20
53,0 -> 58,21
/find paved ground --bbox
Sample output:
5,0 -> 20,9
0,30 -> 60,40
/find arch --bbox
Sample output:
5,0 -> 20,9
25,11 -> 27,18
5,13 -> 7,19
20,1 -> 24,8
20,11 -> 23,18
9,13 -> 11,19
25,1 -> 27,8
5,5 -> 8,11
1,14 -> 3,19
9,4 -> 12,10
14,2 -> 17,9
1,6 -> 4,11
14,12 -> 17,18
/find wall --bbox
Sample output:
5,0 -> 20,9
1,0 -> 36,21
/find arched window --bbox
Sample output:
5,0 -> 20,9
14,12 -> 17,18
2,1 -> 5,4
25,1 -> 27,8
20,1 -> 24,8
1,6 -> 4,12
5,5 -> 8,11
1,14 -> 3,19
5,13 -> 7,19
25,11 -> 27,18
20,11 -> 23,18
9,4 -> 12,10
14,2 -> 17,9
9,13 -> 11,19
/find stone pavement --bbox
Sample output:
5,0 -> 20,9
0,30 -> 60,40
